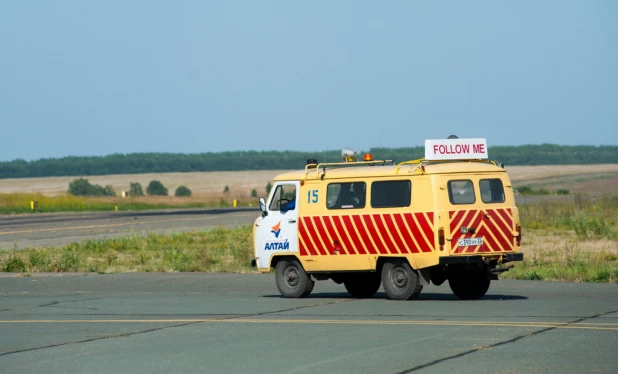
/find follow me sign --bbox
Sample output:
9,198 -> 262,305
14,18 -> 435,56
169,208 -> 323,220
425,138 -> 488,161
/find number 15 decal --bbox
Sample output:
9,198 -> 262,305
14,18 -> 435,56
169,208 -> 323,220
307,190 -> 318,204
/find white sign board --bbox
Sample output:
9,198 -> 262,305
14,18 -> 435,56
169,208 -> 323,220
425,138 -> 488,160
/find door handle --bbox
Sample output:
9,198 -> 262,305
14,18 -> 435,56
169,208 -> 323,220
288,219 -> 296,223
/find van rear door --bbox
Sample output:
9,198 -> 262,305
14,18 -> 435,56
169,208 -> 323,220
443,174 -> 516,255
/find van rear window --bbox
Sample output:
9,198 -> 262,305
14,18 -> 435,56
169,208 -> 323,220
448,180 -> 475,205
480,179 -> 505,203
371,180 -> 411,208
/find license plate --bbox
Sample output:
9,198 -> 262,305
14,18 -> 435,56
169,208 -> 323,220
458,237 -> 483,246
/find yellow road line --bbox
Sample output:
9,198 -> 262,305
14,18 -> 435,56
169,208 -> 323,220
1,319 -> 617,331
0,217 -> 210,236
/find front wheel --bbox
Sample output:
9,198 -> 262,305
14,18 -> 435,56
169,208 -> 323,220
381,260 -> 422,300
343,273 -> 381,298
275,259 -> 314,298
448,272 -> 490,300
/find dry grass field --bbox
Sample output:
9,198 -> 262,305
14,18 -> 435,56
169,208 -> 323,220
0,164 -> 616,197
506,164 -> 618,194
0,170 -> 287,199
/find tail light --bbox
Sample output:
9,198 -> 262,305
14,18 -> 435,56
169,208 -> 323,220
438,228 -> 445,251
515,224 -> 521,246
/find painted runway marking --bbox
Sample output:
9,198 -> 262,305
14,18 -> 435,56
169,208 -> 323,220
1,319 -> 617,331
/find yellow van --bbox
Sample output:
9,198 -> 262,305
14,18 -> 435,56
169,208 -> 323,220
252,138 -> 523,300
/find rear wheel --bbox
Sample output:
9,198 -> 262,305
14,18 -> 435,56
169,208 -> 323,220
343,273 -> 381,298
275,259 -> 314,298
448,271 -> 490,300
381,260 -> 422,300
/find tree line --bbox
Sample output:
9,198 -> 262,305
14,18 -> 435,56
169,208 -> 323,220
68,178 -> 192,197
1,145 -> 617,179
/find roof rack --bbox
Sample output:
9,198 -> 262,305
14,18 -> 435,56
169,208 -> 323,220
304,159 -> 395,180
395,158 -> 503,175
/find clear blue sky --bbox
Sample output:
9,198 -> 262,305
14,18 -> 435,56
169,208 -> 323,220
2,1 -> 617,162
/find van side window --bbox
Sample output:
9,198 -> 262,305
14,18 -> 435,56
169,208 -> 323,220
448,180 -> 475,205
327,182 -> 366,209
480,179 -> 505,203
268,184 -> 296,211
371,180 -> 411,208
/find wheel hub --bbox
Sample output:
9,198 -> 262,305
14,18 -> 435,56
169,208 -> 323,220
392,268 -> 408,289
284,267 -> 299,287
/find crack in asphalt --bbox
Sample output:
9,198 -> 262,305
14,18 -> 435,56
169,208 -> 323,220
0,298 -> 357,357
39,298 -> 104,311
0,321 -> 203,358
395,309 -> 618,373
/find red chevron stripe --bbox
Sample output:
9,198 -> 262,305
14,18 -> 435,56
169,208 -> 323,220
299,217 -> 318,256
297,219 -> 308,256
496,208 -> 512,226
312,216 -> 334,255
451,210 -> 480,242
481,216 -> 512,251
484,209 -> 514,251
416,212 -> 435,252
487,209 -> 513,243
363,215 -> 388,254
404,213 -> 432,253
325,216 -> 351,255
304,217 -> 328,255
384,214 -> 409,254
372,214 -> 399,254
353,215 -> 377,254
454,211 -> 483,253
450,210 -> 467,234
321,216 -> 347,255
341,216 -> 367,254
475,225 -> 500,252
393,213 -> 420,253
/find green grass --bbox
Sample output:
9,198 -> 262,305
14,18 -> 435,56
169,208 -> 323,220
501,245 -> 618,283
0,226 -> 255,274
518,194 -> 618,240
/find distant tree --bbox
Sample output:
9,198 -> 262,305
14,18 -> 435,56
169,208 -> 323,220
103,185 -> 116,197
129,182 -> 144,197
265,182 -> 272,194
251,189 -> 258,197
68,178 -> 115,196
223,185 -> 229,193
146,180 -> 168,196
68,178 -> 92,196
175,186 -> 192,197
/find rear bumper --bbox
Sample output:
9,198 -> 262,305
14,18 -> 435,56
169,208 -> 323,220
439,252 -> 524,265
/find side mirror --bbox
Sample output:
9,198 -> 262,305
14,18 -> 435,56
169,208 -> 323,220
259,197 -> 267,217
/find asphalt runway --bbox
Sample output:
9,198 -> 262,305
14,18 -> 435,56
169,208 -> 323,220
0,208 -> 259,249
0,273 -> 617,373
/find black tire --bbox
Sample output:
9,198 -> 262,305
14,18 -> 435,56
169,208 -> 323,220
381,260 -> 423,300
275,259 -> 314,298
448,272 -> 491,300
343,273 -> 381,298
